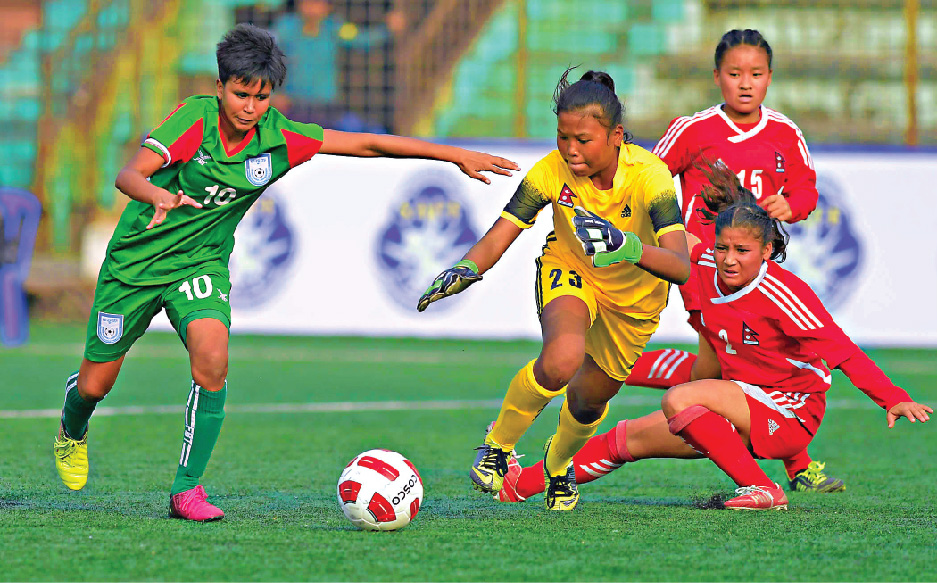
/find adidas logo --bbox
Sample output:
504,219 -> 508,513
768,419 -> 780,435
620,204 -> 631,218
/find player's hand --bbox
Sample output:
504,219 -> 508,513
572,206 -> 643,268
147,189 -> 203,229
886,401 -> 933,428
453,151 -> 519,185
759,194 -> 792,222
417,260 -> 482,312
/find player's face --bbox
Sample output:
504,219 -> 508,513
556,108 -> 623,187
714,44 -> 772,124
713,226 -> 773,291
216,77 -> 272,136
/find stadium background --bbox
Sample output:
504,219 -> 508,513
0,0 -> 935,345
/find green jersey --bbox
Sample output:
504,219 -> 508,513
105,95 -> 324,285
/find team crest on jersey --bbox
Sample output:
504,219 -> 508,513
774,151 -> 785,173
620,204 -> 632,218
96,312 -> 123,345
742,322 -> 759,345
229,191 -> 295,310
245,153 -> 272,186
558,183 -> 577,207
376,170 -> 479,312
784,173 -> 862,311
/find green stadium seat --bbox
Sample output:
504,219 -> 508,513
627,23 -> 665,56
652,0 -> 684,23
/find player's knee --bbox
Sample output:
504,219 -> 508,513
77,382 -> 110,402
566,394 -> 606,425
190,348 -> 228,389
76,374 -> 113,402
535,354 -> 582,391
661,386 -> 694,417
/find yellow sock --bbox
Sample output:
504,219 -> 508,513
545,399 -> 608,476
488,360 -> 565,450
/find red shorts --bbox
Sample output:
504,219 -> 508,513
734,381 -> 823,460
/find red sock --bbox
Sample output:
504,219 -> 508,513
668,405 -> 774,488
782,448 -> 812,479
514,420 -> 633,499
626,349 -> 696,389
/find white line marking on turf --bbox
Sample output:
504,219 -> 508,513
2,343 -> 540,366
1,396 -> 924,420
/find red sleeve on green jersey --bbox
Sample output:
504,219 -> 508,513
282,128 -> 324,168
144,101 -> 206,167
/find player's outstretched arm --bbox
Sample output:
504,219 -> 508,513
886,401 -> 933,428
319,129 -> 519,184
417,218 -> 522,312
115,147 -> 203,229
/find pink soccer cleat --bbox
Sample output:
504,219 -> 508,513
169,485 -> 225,522
495,455 -> 527,502
724,483 -> 788,511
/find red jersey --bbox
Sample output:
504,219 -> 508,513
653,104 -> 818,246
692,246 -> 911,433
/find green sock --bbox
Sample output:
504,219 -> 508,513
171,381 -> 227,495
61,371 -> 97,439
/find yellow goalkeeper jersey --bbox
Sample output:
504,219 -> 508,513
501,143 -> 684,318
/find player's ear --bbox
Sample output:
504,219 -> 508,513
216,79 -> 224,100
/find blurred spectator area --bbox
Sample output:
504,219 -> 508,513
408,0 -> 937,144
0,0 -> 934,267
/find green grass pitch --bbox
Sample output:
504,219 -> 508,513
1,324 -> 935,581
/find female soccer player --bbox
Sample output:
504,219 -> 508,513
543,28 -> 842,496
495,161 -> 932,510
417,68 -> 690,511
52,23 -> 518,522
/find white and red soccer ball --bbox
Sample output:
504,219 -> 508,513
337,449 -> 423,531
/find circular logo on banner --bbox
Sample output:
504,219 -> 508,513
230,193 -> 296,310
783,173 -> 862,311
375,171 -> 479,312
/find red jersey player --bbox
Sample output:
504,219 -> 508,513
580,29 -> 839,494
496,161 -> 932,510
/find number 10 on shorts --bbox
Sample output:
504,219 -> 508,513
178,275 -> 214,300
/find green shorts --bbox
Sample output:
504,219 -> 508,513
84,263 -> 232,362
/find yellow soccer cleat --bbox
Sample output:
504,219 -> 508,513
789,461 -> 846,493
469,439 -> 510,494
53,426 -> 88,491
543,436 -> 578,511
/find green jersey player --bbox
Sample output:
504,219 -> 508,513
52,23 -> 518,522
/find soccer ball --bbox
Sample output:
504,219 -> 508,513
336,449 -> 423,531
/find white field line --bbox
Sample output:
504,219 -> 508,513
0,396 -> 920,420
4,342 -> 935,373
1,343 -> 538,366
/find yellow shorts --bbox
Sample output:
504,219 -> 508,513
535,253 -> 660,381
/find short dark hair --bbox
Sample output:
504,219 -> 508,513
552,67 -> 632,142
714,29 -> 773,70
697,159 -> 788,261
216,23 -> 287,89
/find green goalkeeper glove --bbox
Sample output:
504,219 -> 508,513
417,260 -> 483,312
572,206 -> 643,268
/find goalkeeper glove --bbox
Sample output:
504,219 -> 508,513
417,260 -> 483,312
572,206 -> 643,268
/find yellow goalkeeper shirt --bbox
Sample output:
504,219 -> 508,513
501,144 -> 684,318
